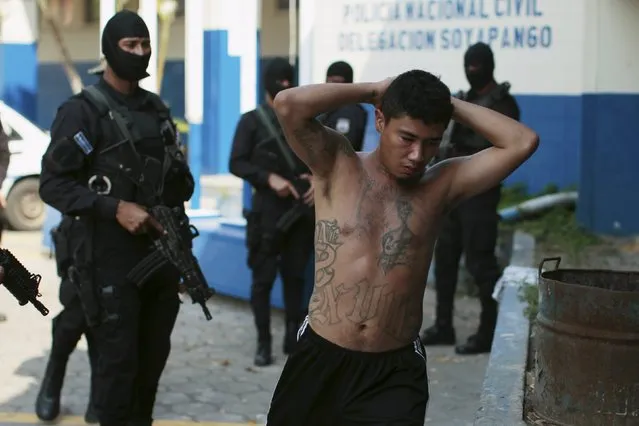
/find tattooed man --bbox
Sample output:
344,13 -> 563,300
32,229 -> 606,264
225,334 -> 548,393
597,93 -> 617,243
265,70 -> 539,425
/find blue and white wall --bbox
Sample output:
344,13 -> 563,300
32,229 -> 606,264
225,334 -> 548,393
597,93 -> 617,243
300,0 -> 585,194
300,0 -> 639,235
34,0 -> 290,134
200,0 -> 259,175
0,0 -> 38,122
577,0 -> 639,235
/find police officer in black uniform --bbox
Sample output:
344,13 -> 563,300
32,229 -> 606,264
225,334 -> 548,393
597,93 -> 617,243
421,42 -> 520,355
34,61 -> 109,425
39,10 -> 194,426
317,61 -> 368,151
229,58 -> 314,367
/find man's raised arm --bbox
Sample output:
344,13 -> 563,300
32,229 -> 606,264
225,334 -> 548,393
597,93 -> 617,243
272,83 -> 378,178
445,98 -> 539,204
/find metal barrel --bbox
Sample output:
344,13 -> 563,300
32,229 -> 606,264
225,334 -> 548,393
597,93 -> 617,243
532,257 -> 639,425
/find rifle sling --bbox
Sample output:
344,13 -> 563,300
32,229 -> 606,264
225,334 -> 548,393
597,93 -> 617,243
255,106 -> 299,175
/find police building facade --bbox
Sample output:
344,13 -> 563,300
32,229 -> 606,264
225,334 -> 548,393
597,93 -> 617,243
0,0 -> 638,235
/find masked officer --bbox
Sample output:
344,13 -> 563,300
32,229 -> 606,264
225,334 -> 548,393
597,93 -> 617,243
39,10 -> 194,426
34,60 -> 110,424
229,58 -> 314,367
317,61 -> 368,151
421,42 -> 520,355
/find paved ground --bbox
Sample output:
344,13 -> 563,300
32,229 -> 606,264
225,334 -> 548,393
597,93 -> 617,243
0,231 -> 489,426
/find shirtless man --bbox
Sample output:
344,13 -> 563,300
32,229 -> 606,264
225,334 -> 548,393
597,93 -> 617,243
266,69 -> 539,425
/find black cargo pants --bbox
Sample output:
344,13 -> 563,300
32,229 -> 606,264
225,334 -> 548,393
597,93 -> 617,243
50,278 -> 98,397
92,266 -> 180,426
250,216 -> 314,344
433,185 -> 502,335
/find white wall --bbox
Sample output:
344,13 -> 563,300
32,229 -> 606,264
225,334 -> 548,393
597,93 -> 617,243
302,0 -> 588,95
0,0 -> 38,44
260,0 -> 292,57
38,0 -> 291,64
587,0 -> 639,93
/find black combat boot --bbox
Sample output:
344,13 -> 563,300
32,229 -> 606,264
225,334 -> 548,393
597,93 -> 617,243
283,320 -> 299,355
35,358 -> 66,421
455,333 -> 493,355
254,340 -> 273,367
455,297 -> 497,355
421,323 -> 456,346
127,420 -> 153,426
84,400 -> 98,424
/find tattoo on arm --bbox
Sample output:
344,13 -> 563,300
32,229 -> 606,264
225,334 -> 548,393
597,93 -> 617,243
377,198 -> 416,274
291,119 -> 356,174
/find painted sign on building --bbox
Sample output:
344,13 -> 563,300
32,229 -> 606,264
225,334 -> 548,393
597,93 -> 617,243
307,0 -> 585,94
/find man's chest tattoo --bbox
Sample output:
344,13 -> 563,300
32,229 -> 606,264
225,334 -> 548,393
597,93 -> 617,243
378,198 -> 417,274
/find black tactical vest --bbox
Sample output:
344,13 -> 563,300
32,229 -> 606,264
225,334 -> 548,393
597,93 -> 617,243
81,85 -> 186,207
449,82 -> 512,155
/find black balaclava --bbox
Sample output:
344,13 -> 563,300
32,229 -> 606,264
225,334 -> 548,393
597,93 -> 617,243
264,57 -> 294,99
326,61 -> 353,83
101,10 -> 151,82
464,42 -> 495,91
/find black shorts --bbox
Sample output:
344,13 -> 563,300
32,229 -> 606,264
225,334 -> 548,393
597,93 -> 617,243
266,317 -> 429,426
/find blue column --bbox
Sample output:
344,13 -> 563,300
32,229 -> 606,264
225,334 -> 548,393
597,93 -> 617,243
0,0 -> 38,121
202,2 -> 258,175
202,31 -> 239,175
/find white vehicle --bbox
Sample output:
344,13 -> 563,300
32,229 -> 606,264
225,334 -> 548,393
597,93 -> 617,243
0,101 -> 49,231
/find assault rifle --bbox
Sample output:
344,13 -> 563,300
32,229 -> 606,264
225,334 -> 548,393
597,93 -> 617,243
0,249 -> 49,316
127,206 -> 216,320
247,198 -> 309,269
251,105 -> 312,259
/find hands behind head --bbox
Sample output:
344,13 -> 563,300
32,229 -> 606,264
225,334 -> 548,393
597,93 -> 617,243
371,77 -> 395,108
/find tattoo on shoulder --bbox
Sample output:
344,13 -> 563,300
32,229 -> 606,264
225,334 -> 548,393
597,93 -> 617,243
378,198 -> 416,274
292,120 -> 356,168
292,120 -> 324,164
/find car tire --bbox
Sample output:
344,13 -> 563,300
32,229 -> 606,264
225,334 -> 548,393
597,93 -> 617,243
5,177 -> 46,231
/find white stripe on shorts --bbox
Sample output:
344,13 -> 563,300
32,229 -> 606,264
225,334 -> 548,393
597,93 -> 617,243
297,315 -> 310,341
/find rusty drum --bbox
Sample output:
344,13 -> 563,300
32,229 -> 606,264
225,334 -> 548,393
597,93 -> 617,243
532,257 -> 639,425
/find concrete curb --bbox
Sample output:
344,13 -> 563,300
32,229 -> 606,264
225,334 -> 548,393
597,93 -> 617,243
474,231 -> 536,425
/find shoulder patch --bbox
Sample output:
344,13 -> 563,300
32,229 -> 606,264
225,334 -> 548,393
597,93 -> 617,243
73,131 -> 93,155
335,117 -> 351,134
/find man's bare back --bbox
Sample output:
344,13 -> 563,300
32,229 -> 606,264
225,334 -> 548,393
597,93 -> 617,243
309,152 -> 450,352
